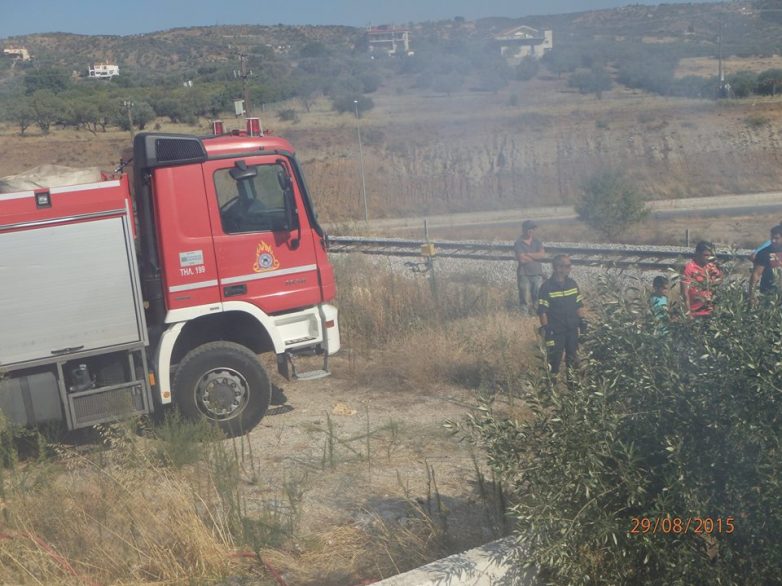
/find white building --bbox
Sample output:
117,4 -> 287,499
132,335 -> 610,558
495,26 -> 553,64
368,26 -> 412,57
3,47 -> 30,61
88,63 -> 120,79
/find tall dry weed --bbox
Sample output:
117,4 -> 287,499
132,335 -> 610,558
334,255 -> 540,392
0,420 -> 290,585
259,503 -> 449,585
0,438 -> 237,583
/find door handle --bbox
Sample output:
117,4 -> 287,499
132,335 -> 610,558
51,345 -> 85,355
224,284 -> 247,297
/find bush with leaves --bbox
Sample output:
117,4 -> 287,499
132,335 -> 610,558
756,68 -> 782,95
568,66 -> 612,98
576,170 -> 649,240
331,94 -> 374,116
460,274 -> 782,584
516,57 -> 540,81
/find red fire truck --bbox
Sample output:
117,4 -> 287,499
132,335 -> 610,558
0,127 -> 340,436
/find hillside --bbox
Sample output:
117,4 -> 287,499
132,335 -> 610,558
3,2 -> 781,77
4,1 -> 782,226
1,25 -> 362,79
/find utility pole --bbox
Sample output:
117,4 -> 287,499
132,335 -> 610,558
718,17 -> 724,94
123,99 -> 134,140
717,15 -> 731,98
238,53 -> 252,116
354,99 -> 369,223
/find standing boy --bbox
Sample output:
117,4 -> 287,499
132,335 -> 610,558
538,255 -> 587,376
514,220 -> 546,315
650,275 -> 670,334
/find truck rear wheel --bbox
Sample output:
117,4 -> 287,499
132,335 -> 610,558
173,341 -> 271,437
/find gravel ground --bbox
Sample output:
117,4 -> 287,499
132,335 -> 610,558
339,238 -> 754,289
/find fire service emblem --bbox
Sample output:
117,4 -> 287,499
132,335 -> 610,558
253,241 -> 280,272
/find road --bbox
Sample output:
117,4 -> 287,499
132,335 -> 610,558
344,191 -> 782,233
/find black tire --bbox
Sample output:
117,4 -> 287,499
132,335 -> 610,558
173,341 -> 271,437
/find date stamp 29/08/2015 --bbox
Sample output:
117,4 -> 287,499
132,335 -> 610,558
630,516 -> 735,535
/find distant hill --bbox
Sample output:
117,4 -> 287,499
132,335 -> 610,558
3,25 -> 362,78
3,2 -> 782,79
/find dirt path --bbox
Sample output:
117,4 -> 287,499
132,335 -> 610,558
238,354 -> 506,582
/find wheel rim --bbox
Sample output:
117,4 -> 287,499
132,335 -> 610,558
195,367 -> 249,421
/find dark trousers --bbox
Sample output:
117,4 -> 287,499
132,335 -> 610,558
546,329 -> 579,375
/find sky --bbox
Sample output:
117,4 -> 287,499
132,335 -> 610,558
1,0 -> 719,38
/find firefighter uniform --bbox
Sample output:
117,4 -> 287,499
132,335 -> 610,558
537,276 -> 583,375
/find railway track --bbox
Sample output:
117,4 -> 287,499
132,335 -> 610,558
328,236 -> 750,272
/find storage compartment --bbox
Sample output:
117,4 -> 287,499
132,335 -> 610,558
62,349 -> 152,429
0,372 -> 63,426
0,215 -> 145,366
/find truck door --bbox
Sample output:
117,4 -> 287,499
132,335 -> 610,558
203,156 -> 321,313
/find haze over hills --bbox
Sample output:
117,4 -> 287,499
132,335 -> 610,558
2,1 -> 779,78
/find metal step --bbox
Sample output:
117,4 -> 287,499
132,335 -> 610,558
285,336 -> 318,346
287,347 -> 330,381
294,369 -> 331,381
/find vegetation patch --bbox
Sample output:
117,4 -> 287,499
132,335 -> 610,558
459,273 -> 782,584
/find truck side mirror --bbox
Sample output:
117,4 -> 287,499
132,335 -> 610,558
277,164 -> 300,247
229,160 -> 257,181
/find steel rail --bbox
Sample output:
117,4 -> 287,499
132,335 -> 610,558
328,235 -> 749,271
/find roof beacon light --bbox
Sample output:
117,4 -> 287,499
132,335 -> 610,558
246,117 -> 262,137
212,120 -> 224,135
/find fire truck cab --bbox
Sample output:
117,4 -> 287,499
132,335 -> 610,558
0,130 -> 340,436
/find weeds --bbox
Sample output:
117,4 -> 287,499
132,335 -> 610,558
334,254 -> 536,393
0,415 -> 307,584
744,113 -> 770,128
152,409 -> 219,468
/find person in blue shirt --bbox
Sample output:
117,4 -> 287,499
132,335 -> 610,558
649,275 -> 669,334
750,220 -> 782,261
749,224 -> 782,305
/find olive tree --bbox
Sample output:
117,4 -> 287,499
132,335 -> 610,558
5,98 -> 34,135
460,276 -> 782,584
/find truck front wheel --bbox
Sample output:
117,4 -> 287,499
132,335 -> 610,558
173,341 -> 271,437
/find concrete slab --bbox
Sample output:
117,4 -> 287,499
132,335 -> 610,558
372,536 -> 538,586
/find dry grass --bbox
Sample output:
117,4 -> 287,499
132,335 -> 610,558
259,506 -> 449,585
0,430 -> 241,584
401,209 -> 776,250
675,54 -> 782,78
334,254 -> 540,395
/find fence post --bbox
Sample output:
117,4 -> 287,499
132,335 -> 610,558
423,219 -> 438,302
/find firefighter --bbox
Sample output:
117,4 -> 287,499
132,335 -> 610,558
537,254 -> 587,377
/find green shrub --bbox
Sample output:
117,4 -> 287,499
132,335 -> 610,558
462,275 -> 782,584
332,94 -> 374,116
744,113 -> 770,129
516,57 -> 540,81
277,108 -> 298,122
576,170 -> 649,239
568,67 -> 612,98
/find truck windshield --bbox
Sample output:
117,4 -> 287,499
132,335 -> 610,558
214,164 -> 287,233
